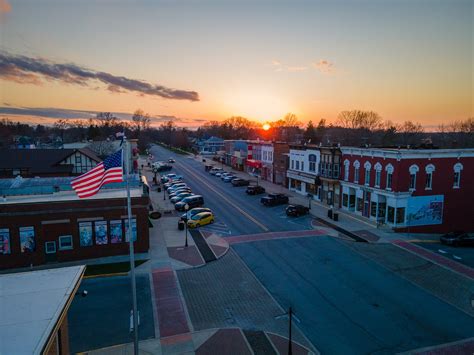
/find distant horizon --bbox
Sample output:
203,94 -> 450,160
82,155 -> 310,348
1,0 -> 472,129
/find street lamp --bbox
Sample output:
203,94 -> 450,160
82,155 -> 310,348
275,306 -> 301,355
184,203 -> 189,247
163,184 -> 166,200
307,193 -> 312,210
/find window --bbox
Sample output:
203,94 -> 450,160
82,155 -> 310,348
301,162 -> 304,171
453,163 -> 463,188
370,202 -> 377,217
375,171 -> 381,187
425,164 -> 435,190
344,160 -> 350,181
291,160 -> 294,170
356,198 -> 363,212
19,226 -> 35,253
0,228 -> 11,254
387,206 -> 395,223
354,168 -> 360,183
333,164 -> 339,178
342,194 -> 348,207
396,207 -> 405,224
365,169 -> 370,185
59,235 -> 73,250
386,173 -> 393,190
95,221 -> 108,245
296,161 -> 300,170
110,220 -> 123,243
309,154 -> 317,172
75,154 -> 81,164
79,222 -> 93,247
45,241 -> 56,254
409,164 -> 419,190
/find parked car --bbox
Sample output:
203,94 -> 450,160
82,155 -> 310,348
440,232 -> 474,246
209,167 -> 224,175
168,158 -> 176,163
161,174 -> 182,183
286,204 -> 310,217
215,172 -> 223,177
167,183 -> 187,193
168,188 -> 192,198
153,163 -> 172,172
223,175 -> 236,182
220,172 -> 232,180
246,185 -> 266,195
170,192 -> 194,204
175,195 -> 205,211
164,179 -> 183,188
180,207 -> 212,221
187,212 -> 215,228
232,178 -> 250,187
261,193 -> 289,206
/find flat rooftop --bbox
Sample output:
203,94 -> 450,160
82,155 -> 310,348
0,265 -> 85,354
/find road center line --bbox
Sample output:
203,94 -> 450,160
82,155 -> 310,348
175,161 -> 270,232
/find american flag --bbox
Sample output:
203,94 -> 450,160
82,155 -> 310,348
71,150 -> 123,198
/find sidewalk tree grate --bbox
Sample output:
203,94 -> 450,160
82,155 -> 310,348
189,229 -> 217,263
242,330 -> 277,355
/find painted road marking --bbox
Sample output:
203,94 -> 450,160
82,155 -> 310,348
175,161 -> 270,232
438,249 -> 447,254
453,255 -> 462,260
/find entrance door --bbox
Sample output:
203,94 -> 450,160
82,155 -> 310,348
363,191 -> 371,217
44,241 -> 58,263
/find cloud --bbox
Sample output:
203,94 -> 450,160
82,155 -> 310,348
0,0 -> 11,16
0,51 -> 200,101
313,59 -> 336,74
270,60 -> 307,73
287,66 -> 308,72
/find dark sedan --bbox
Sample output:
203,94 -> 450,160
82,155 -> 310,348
246,185 -> 266,195
232,178 -> 250,187
440,232 -> 474,247
286,204 -> 310,217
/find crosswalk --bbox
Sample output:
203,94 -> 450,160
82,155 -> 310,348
199,221 -> 232,235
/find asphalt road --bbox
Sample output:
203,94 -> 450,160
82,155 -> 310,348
233,236 -> 474,355
415,241 -> 474,268
149,145 -> 313,236
68,275 -> 155,353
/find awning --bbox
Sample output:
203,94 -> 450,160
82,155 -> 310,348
246,159 -> 263,168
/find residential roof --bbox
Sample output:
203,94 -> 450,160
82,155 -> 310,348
0,265 -> 85,355
0,148 -> 101,175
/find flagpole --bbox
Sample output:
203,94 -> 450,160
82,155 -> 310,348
125,137 -> 139,354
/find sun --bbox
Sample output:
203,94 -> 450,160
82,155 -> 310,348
262,123 -> 271,131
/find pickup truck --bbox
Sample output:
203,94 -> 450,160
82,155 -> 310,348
260,193 -> 289,206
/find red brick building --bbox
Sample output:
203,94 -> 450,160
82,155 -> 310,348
339,147 -> 474,233
0,179 -> 150,270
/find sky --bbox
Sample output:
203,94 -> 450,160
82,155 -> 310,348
0,0 -> 472,129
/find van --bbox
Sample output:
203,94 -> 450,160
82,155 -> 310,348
175,195 -> 204,211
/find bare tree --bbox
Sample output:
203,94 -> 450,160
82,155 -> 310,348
399,121 -> 424,146
96,112 -> 118,127
337,110 -> 382,131
131,109 -> 151,133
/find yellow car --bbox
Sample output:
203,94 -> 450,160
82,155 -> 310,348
187,212 -> 214,228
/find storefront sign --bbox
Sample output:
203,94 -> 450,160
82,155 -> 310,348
286,171 -> 316,184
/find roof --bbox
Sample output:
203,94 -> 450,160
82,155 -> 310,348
0,265 -> 85,355
0,149 -> 101,175
205,136 -> 224,143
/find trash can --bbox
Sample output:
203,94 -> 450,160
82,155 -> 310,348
157,187 -> 161,192
328,209 -> 333,219
178,220 -> 185,230
333,213 -> 339,222
202,159 -> 206,163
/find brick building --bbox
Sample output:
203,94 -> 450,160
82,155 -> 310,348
0,176 -> 150,270
340,147 -> 474,233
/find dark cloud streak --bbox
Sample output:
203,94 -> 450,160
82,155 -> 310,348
0,52 -> 199,101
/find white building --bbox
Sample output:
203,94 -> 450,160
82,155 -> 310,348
261,143 -> 274,182
287,146 -> 320,197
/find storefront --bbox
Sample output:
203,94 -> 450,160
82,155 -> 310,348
287,171 -> 318,196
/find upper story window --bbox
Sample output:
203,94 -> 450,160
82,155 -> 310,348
296,161 -> 300,170
301,161 -> 304,171
344,160 -> 350,181
453,163 -> 463,188
309,154 -> 317,172
409,164 -> 419,191
374,163 -> 382,188
364,161 -> 371,186
353,160 -> 360,183
333,163 -> 339,178
385,164 -> 394,190
425,164 -> 435,190
291,160 -> 294,170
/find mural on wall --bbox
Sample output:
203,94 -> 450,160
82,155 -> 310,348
407,195 -> 444,226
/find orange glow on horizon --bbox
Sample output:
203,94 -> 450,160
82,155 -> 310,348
262,123 -> 271,131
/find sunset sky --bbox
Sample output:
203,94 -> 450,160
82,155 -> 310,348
0,0 -> 472,129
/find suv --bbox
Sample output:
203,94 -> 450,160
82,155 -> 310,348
440,232 -> 474,246
175,195 -> 205,211
246,185 -> 266,195
232,178 -> 250,187
261,193 -> 289,206
286,204 -> 310,216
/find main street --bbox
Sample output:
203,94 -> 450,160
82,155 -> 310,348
149,144 -> 314,236
150,144 -> 474,354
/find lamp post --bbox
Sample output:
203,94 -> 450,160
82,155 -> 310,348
163,184 -> 166,200
307,193 -> 312,210
275,306 -> 300,355
184,204 -> 189,247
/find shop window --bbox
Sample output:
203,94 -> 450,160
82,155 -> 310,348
124,218 -> 137,242
95,221 -> 108,245
19,226 -> 35,253
45,241 -> 56,254
79,222 -> 93,247
356,198 -> 363,212
378,203 -> 386,218
370,202 -> 377,217
110,220 -> 123,243
307,183 -> 316,194
396,207 -> 405,224
387,206 -> 395,223
0,228 -> 11,254
342,194 -> 348,207
349,195 -> 356,209
59,235 -> 73,250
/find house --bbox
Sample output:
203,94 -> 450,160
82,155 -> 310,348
0,148 -> 101,178
340,147 -> 474,233
200,136 -> 225,155
287,145 -> 321,197
0,175 -> 150,270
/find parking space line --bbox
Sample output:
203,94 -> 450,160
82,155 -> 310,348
175,162 -> 270,232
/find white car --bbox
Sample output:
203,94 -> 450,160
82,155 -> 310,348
210,168 -> 224,175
